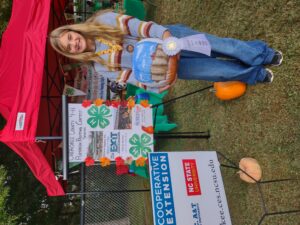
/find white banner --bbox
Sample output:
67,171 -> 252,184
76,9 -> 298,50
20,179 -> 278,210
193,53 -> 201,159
68,103 -> 153,162
149,151 -> 232,225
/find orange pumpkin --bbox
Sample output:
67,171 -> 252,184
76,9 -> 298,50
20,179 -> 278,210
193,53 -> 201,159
213,81 -> 247,100
238,157 -> 262,183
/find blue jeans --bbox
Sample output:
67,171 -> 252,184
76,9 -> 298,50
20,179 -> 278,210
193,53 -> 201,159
165,24 -> 276,84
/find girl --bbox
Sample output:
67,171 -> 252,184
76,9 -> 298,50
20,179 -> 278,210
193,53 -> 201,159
50,10 -> 283,93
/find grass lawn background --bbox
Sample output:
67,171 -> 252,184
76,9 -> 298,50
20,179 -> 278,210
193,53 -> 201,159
0,0 -> 299,224
147,0 -> 300,224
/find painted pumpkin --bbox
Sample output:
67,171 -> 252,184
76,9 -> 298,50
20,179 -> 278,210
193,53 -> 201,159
133,39 -> 177,88
238,157 -> 262,183
213,81 -> 247,100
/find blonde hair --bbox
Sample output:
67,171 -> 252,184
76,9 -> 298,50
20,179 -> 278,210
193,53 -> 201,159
50,10 -> 125,68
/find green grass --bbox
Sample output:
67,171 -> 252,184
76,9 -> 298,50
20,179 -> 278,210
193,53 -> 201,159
0,0 -> 299,224
149,0 -> 300,224
0,0 -> 12,33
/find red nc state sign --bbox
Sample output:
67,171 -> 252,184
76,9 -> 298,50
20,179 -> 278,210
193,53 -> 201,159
182,159 -> 202,196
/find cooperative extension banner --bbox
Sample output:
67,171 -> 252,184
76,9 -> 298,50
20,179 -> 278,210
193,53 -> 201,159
149,151 -> 232,225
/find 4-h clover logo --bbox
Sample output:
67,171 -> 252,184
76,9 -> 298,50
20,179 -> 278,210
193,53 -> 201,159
87,105 -> 112,128
129,133 -> 153,158
65,87 -> 75,96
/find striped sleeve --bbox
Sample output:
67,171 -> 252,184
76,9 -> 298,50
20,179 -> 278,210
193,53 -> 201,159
117,69 -> 160,93
95,12 -> 168,39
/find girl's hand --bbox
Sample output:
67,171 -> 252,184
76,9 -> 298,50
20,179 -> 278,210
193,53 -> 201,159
158,75 -> 177,93
162,30 -> 172,40
158,71 -> 178,93
159,84 -> 171,93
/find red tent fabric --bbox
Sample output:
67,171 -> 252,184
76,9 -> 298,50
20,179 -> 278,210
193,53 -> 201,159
0,0 -> 65,196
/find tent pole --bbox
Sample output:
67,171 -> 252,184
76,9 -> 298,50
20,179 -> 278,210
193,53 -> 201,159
36,136 -> 63,140
62,95 -> 69,180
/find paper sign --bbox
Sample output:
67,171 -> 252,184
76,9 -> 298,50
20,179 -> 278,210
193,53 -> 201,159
68,103 -> 154,162
180,34 -> 211,56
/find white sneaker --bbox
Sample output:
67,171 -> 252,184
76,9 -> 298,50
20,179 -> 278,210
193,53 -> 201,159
270,50 -> 283,66
263,68 -> 274,83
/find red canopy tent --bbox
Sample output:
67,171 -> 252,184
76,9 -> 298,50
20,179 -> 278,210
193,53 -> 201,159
0,0 -> 69,196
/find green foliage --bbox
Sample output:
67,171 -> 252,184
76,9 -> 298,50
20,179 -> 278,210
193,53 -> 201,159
0,0 -> 12,37
0,166 -> 18,225
0,21 -> 7,37
0,142 -> 80,225
0,116 -> 5,130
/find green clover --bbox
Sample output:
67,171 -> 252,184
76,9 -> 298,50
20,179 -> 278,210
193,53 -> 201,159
129,133 -> 153,158
87,105 -> 112,128
65,87 -> 75,96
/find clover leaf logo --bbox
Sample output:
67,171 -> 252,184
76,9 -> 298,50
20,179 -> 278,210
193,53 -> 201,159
87,105 -> 112,129
129,133 -> 153,158
65,87 -> 75,96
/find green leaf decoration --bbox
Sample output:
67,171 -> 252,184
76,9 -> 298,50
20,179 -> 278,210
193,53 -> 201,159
87,105 -> 111,129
